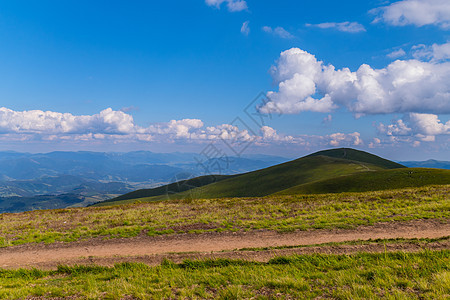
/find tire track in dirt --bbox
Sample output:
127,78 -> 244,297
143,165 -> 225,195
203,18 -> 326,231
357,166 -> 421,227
0,219 -> 448,270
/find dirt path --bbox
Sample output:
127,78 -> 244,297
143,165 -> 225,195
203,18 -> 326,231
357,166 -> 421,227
1,219 -> 448,270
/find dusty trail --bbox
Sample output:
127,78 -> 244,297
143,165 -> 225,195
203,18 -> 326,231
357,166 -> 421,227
0,219 -> 448,270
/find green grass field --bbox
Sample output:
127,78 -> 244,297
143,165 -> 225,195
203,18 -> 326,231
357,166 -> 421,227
99,156 -> 387,205
1,251 -> 448,299
1,185 -> 448,247
276,168 -> 450,195
100,174 -> 233,205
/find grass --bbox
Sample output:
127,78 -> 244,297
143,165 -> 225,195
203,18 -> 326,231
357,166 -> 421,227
276,168 -> 450,195
234,236 -> 450,252
0,250 -> 448,299
111,156 -> 386,204
96,149 -> 395,205
0,185 -> 449,247
99,174 -> 233,206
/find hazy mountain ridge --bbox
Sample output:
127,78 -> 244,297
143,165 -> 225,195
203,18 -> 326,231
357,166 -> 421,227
399,160 -> 450,170
0,151 -> 287,212
1,149 -> 448,213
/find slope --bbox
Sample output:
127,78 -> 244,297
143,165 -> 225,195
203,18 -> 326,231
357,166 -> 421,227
95,174 -> 233,206
120,157 -> 383,203
306,148 -> 405,169
275,168 -> 450,195
95,148 -> 408,205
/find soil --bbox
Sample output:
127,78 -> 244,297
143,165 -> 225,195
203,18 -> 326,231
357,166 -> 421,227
0,219 -> 448,270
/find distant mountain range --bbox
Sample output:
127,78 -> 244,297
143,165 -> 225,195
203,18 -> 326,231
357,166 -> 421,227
0,151 -> 287,213
0,149 -> 448,213
399,160 -> 450,170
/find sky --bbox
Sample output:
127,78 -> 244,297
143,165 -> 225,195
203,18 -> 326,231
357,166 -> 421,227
0,0 -> 449,160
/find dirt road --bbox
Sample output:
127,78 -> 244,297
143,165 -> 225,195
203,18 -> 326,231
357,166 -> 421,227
1,219 -> 448,270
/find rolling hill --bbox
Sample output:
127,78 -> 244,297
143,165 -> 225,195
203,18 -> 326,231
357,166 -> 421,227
275,168 -> 450,195
96,174 -> 234,206
96,148 -> 417,206
306,148 -> 405,169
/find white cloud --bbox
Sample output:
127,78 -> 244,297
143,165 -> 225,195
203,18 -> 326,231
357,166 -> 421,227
0,107 -> 297,146
327,132 -> 363,147
260,126 -> 294,143
372,0 -> 450,29
226,0 -> 247,12
260,47 -> 450,115
241,21 -> 250,36
368,137 -> 381,148
0,107 -> 135,135
409,113 -> 450,136
262,26 -> 294,39
378,119 -> 412,136
205,0 -> 247,12
412,42 -> 450,62
387,48 -> 406,59
0,107 -> 373,153
307,22 -> 366,33
378,113 -> 450,143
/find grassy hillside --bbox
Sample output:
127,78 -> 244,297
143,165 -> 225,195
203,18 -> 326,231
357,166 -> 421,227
4,185 -> 448,247
99,148 -> 403,205
116,156 -> 385,203
276,168 -> 450,195
306,148 -> 405,169
96,174 -> 232,206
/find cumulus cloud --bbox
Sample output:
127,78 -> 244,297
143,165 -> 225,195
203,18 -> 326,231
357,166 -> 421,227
378,113 -> 450,143
205,0 -> 247,12
241,21 -> 250,36
387,48 -> 406,59
372,0 -> 450,29
0,107 -> 136,135
412,42 -> 450,62
306,22 -> 366,33
0,107 -> 372,153
0,107 -> 302,146
368,137 -> 381,148
260,126 -> 295,143
260,47 -> 450,115
327,132 -> 362,147
378,119 -> 412,136
262,26 -> 294,39
409,113 -> 450,136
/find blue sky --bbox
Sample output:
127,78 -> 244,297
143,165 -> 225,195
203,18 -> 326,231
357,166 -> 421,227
0,0 -> 449,160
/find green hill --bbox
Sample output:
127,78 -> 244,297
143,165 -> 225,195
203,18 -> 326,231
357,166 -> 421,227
94,174 -> 233,206
306,148 -> 405,169
99,148 -> 396,205
95,148 -> 444,206
275,168 -> 450,195
168,155 -> 384,200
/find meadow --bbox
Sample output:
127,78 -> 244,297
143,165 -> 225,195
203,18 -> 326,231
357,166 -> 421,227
0,250 -> 448,299
0,185 -> 448,247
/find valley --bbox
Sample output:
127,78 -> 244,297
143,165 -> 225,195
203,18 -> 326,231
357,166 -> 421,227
0,148 -> 449,299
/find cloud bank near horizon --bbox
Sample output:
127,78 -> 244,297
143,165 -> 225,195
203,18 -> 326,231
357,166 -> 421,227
0,107 -> 367,151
